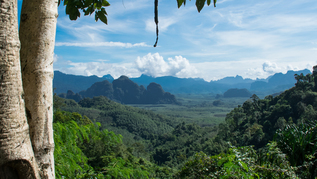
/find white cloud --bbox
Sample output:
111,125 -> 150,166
246,61 -> 313,80
55,41 -> 150,48
191,60 -> 314,81
214,31 -> 281,49
135,53 -> 198,78
192,60 -> 260,81
262,61 -> 280,73
54,54 -> 314,82
145,16 -> 178,33
213,1 -> 317,34
54,60 -> 141,79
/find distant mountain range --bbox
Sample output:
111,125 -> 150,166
54,69 -> 311,96
58,75 -> 180,105
54,71 -> 114,95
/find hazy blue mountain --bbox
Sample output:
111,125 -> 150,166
79,80 -> 114,99
215,75 -> 255,84
268,70 -> 309,86
54,69 -> 311,96
59,75 -> 180,104
131,75 -> 209,93
142,82 -> 179,104
131,75 -> 233,94
250,69 -> 311,94
112,76 -> 145,104
53,71 -> 114,94
223,88 -> 252,98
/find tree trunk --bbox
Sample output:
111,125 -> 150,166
0,0 -> 40,178
19,0 -> 58,178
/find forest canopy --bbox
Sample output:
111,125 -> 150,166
54,71 -> 317,178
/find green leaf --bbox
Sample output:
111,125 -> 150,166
102,0 -> 110,7
195,0 -> 206,13
84,8 -> 89,15
84,5 -> 94,16
207,0 -> 211,6
97,11 -> 108,24
177,0 -> 185,8
94,2 -> 102,10
85,0 -> 94,5
95,13 -> 99,22
239,161 -> 248,172
101,7 -> 108,15
73,0 -> 83,6
66,5 -> 80,20
213,0 -> 217,7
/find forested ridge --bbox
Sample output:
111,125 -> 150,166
54,72 -> 317,178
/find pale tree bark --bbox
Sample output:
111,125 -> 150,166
19,0 -> 58,178
0,0 -> 40,178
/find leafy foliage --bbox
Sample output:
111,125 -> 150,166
217,73 -> 317,150
275,120 -> 317,178
211,72 -> 317,178
59,95 -> 177,140
54,120 -> 90,178
177,0 -> 217,12
53,110 -> 159,178
58,0 -> 110,24
151,122 -> 222,168
176,143 -> 297,178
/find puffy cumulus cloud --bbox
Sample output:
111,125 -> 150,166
135,53 -> 169,76
262,61 -> 280,73
245,61 -> 284,79
135,53 -> 198,78
54,60 -> 141,79
246,61 -> 314,80
181,60 -> 312,82
246,67 -> 267,79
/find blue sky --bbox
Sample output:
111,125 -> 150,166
25,0 -> 317,81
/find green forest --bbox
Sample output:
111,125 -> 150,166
53,72 -> 317,178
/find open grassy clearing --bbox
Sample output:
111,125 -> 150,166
129,94 -> 250,127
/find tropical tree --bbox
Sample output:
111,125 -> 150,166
19,0 -> 59,177
0,0 -> 40,178
275,120 -> 317,178
0,0 -> 216,178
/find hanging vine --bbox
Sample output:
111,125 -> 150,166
154,0 -> 159,47
154,0 -> 217,47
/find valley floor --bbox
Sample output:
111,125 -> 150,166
128,94 -> 249,127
